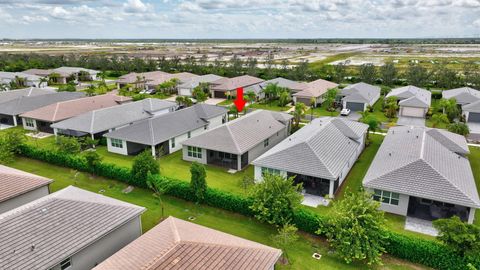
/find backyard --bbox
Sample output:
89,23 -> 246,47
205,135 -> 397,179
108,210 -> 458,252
7,157 -> 430,270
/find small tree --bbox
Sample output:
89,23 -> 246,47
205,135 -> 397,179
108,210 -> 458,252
240,175 -> 255,193
431,113 -> 449,128
278,90 -> 290,107
323,88 -> 338,114
147,173 -> 171,218
361,114 -> 380,140
380,62 -> 397,86
245,91 -> 257,104
319,190 -> 388,265
84,151 -> 102,169
58,81 -> 77,92
433,216 -> 480,257
293,102 -> 307,130
0,129 -> 25,164
55,136 -> 81,154
190,162 -> 207,202
249,173 -> 303,226
272,223 -> 299,264
439,98 -> 460,122
447,122 -> 470,136
85,85 -> 96,96
192,87 -> 208,103
359,64 -> 377,84
131,150 -> 160,183
384,96 -> 399,120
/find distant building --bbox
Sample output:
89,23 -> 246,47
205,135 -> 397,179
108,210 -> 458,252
0,71 -> 47,89
177,74 -> 225,96
94,216 -> 281,270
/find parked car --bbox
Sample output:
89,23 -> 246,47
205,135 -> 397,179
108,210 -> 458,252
340,108 -> 351,116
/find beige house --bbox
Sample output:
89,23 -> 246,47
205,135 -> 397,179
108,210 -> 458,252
292,78 -> 339,107
210,75 -> 264,98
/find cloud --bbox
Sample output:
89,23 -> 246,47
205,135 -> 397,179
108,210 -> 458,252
123,0 -> 151,13
21,15 -> 49,23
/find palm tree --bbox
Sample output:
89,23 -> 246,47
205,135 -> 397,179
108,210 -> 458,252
439,98 -> 459,122
384,96 -> 399,120
431,113 -> 449,128
293,103 -> 307,130
39,77 -> 48,87
361,114 -> 380,140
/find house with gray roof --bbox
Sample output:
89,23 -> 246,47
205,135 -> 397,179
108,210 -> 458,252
104,104 -> 228,157
253,117 -> 367,198
363,126 -> 480,224
386,85 -> 431,118
210,75 -> 264,98
340,82 -> 381,111
51,98 -> 176,139
0,72 -> 47,89
177,74 -> 225,96
182,110 -> 292,171
0,91 -> 84,127
0,87 -> 54,104
24,67 -> 99,84
0,185 -> 145,270
463,100 -> 480,124
0,165 -> 52,214
94,216 -> 281,270
244,77 -> 308,100
442,87 -> 480,106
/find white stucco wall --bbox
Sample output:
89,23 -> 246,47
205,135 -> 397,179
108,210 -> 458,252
106,138 -> 128,155
253,166 -> 287,182
21,117 -> 38,131
169,126 -> 206,153
208,114 -> 227,129
0,186 -> 49,214
182,146 -> 207,164
366,188 -> 410,216
247,127 -> 289,164
178,87 -> 192,96
49,217 -> 142,270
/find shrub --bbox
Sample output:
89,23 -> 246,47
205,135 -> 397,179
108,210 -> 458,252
190,162 -> 207,202
131,150 -> 159,185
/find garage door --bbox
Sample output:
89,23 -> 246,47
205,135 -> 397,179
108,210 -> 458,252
214,91 -> 226,98
401,106 -> 425,118
468,112 -> 480,123
346,102 -> 365,112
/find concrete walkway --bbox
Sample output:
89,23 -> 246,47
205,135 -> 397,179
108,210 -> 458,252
301,193 -> 330,208
405,217 -> 438,236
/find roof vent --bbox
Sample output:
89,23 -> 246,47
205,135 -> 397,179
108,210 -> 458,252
41,208 -> 48,214
416,135 -> 419,139
389,153 -> 392,156
31,245 -> 35,251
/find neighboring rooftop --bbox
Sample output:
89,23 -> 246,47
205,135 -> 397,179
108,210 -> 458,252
341,82 -> 381,104
463,99 -> 480,113
253,117 -> 368,180
146,72 -> 198,86
0,91 -> 85,116
0,71 -> 43,82
0,165 -> 52,203
363,126 -> 480,208
183,110 -> 292,154
293,78 -> 338,98
0,186 -> 145,270
244,77 -> 307,95
93,216 -> 281,270
51,98 -> 176,134
20,93 -> 132,122
104,104 -> 227,146
442,87 -> 480,105
178,74 -> 225,89
22,68 -> 54,77
211,75 -> 264,92
53,66 -> 99,75
386,85 -> 432,108
0,87 -> 55,104
116,71 -> 170,84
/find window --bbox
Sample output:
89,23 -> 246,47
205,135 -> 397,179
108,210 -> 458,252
110,138 -> 123,148
263,138 -> 269,147
187,146 -> 202,158
171,137 -> 175,148
261,167 -> 280,176
60,258 -> 71,270
25,118 -> 35,128
373,189 -> 399,205
187,131 -> 191,138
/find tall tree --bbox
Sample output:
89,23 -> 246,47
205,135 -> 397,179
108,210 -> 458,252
323,88 -> 338,114
190,161 -> 207,202
380,62 -> 397,86
319,190 -> 388,265
406,64 -> 429,87
359,64 -> 377,84
272,223 -> 299,264
333,63 -> 346,83
132,150 -> 160,183
293,102 -> 307,130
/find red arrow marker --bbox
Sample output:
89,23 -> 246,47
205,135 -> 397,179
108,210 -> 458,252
233,87 -> 247,112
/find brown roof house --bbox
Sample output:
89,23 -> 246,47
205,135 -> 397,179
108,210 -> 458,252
293,78 -> 339,107
20,93 -> 131,133
0,164 -> 52,214
94,216 -> 281,270
210,75 -> 264,98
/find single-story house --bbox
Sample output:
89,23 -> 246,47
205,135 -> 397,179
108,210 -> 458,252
20,93 -> 131,133
182,110 -> 293,171
340,82 -> 381,111
363,126 -> 480,224
210,75 -> 264,98
24,67 -> 100,84
0,71 -> 47,89
116,71 -> 170,90
293,78 -> 339,107
104,104 -> 228,157
0,185 -> 145,270
0,164 -> 52,214
145,72 -> 198,90
463,100 -> 480,124
51,98 -> 176,139
94,216 -> 281,270
0,87 -> 55,104
244,77 -> 308,100
386,85 -> 431,118
253,117 -> 367,198
0,91 -> 84,127
177,74 -> 225,96
442,87 -> 480,106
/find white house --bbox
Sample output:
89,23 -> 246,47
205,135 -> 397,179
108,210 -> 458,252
386,85 -> 431,118
340,82 -> 381,111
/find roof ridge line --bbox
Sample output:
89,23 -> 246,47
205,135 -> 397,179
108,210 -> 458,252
90,110 -> 96,134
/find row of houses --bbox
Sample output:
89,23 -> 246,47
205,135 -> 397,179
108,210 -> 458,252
0,165 -> 281,270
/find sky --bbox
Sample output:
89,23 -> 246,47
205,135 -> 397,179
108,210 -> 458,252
0,0 -> 479,39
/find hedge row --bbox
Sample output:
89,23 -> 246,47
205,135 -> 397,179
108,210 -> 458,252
18,144 -> 479,270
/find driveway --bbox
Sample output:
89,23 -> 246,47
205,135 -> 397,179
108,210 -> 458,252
339,112 -> 361,121
205,98 -> 226,105
397,116 -> 425,127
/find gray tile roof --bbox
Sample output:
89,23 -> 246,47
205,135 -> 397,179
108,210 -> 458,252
104,104 -> 227,146
51,98 -> 175,134
386,85 -> 431,108
244,77 -> 307,95
211,75 -> 264,92
253,117 -> 367,180
0,186 -> 145,270
183,110 -> 292,155
0,165 -> 52,203
462,99 -> 480,113
341,82 -> 381,104
442,87 -> 480,105
178,74 -> 225,89
53,66 -> 99,75
363,126 -> 480,208
0,87 -> 55,104
0,92 -> 84,116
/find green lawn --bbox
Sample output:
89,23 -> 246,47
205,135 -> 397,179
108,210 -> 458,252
249,100 -> 292,112
7,157 -> 428,270
371,97 -> 397,124
306,104 -> 340,117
